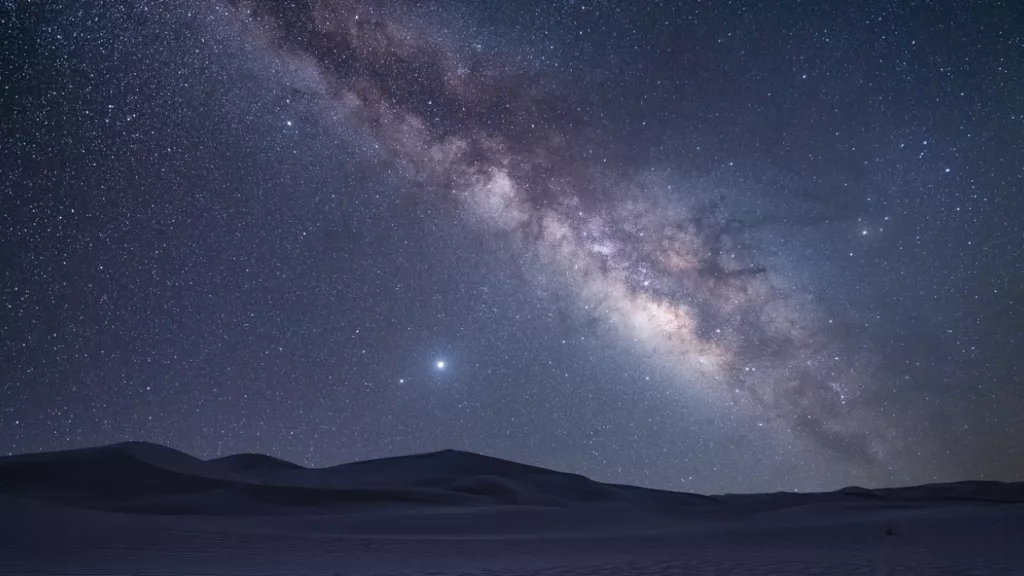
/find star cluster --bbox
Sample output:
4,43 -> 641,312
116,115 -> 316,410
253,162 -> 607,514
1,0 -> 1021,493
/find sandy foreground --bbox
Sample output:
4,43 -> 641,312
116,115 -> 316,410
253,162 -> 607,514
1,443 -> 1022,575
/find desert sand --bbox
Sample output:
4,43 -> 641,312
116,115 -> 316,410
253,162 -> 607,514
2,441 -> 1022,575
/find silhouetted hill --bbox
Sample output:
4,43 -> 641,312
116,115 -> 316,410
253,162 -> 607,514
210,453 -> 306,473
1,442 -> 1021,516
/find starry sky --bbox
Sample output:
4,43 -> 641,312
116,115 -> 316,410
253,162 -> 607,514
2,0 -> 1022,494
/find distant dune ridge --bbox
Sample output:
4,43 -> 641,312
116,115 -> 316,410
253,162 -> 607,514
0,441 -> 722,513
1,441 -> 1022,514
2,441 -> 1023,575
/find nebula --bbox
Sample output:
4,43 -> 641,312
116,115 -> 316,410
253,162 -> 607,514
224,0 -> 892,465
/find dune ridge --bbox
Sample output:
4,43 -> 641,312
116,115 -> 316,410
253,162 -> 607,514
2,442 -> 1023,575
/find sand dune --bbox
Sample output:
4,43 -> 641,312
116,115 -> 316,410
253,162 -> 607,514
1,442 -> 1022,575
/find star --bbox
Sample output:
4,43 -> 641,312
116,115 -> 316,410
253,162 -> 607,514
2,0 -> 1019,499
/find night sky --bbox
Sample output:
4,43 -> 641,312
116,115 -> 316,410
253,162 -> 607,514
2,0 -> 1022,494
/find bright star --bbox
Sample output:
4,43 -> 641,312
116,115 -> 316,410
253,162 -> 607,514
436,360 -> 446,370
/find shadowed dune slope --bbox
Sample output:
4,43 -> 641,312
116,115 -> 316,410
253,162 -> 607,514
1,442 -> 1021,516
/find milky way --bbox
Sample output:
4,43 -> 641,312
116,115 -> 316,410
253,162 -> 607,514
4,0 -> 1021,494
225,0 -> 895,466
